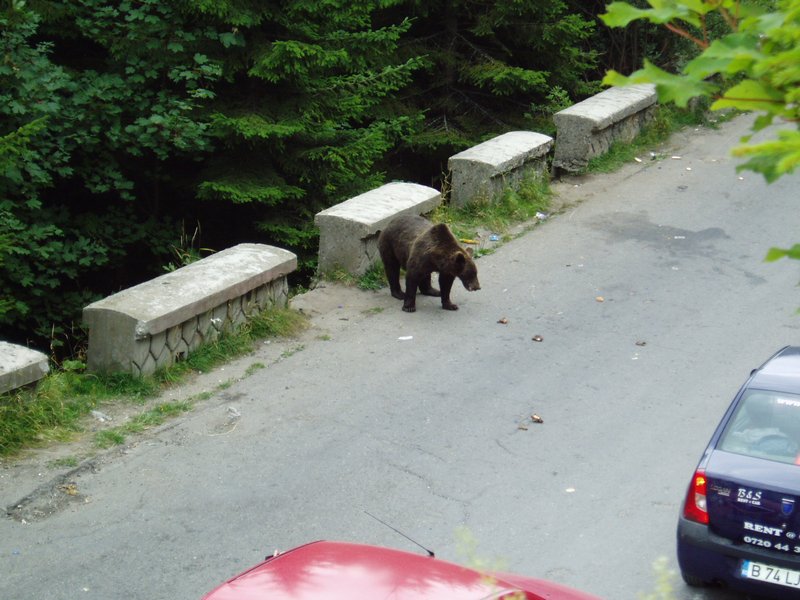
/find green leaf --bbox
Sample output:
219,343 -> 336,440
600,1 -> 701,28
765,245 -> 800,262
711,80 -> 786,113
684,34 -> 762,79
603,60 -> 716,107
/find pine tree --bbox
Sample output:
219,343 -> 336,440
190,0 -> 423,266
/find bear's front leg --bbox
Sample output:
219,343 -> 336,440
438,274 -> 458,310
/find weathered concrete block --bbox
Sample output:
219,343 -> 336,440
315,181 -> 441,275
448,131 -> 554,207
553,84 -> 657,172
84,243 -> 297,375
0,342 -> 49,394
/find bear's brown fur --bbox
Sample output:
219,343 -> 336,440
378,215 -> 480,312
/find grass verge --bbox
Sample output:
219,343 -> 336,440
0,307 -> 308,458
433,172 -> 551,248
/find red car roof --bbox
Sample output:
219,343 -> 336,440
202,541 -> 600,600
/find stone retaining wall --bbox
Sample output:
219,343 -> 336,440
83,244 -> 296,376
448,131 -> 553,207
552,84 -> 658,172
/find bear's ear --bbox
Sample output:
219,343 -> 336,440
430,222 -> 456,244
453,252 -> 466,271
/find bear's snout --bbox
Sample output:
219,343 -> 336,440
463,279 -> 481,292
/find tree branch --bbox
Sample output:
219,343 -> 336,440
665,22 -> 709,49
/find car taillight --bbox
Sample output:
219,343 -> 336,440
683,469 -> 709,525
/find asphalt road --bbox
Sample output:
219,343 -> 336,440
2,114 -> 799,600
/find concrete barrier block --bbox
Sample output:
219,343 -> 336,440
553,84 -> 657,172
0,342 -> 49,394
315,181 -> 441,275
448,131 -> 554,207
83,243 -> 297,375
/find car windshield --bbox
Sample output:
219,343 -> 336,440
718,389 -> 800,465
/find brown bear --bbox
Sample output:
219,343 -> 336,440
378,214 -> 480,312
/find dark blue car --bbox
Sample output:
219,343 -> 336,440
677,346 -> 800,598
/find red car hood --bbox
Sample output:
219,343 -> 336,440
202,541 -> 600,600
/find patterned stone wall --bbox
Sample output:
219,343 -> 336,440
128,278 -> 288,377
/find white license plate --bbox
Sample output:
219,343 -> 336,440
742,560 -> 800,589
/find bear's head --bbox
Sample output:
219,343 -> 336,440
455,248 -> 480,292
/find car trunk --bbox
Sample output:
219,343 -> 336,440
706,451 -> 800,554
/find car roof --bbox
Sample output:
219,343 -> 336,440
749,346 -> 800,395
202,541 -> 598,600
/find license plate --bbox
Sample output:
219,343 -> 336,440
742,560 -> 800,589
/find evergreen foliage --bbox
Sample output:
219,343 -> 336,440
0,1 -> 223,353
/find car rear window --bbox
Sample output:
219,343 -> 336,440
718,390 -> 800,465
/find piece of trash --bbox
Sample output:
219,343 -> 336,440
91,410 -> 112,423
595,296 -> 605,303
489,234 -> 500,242
674,235 -> 686,239
12,549 -> 20,556
398,336 -> 413,341
649,152 -> 657,159
686,167 -> 692,171
518,423 -> 529,431
671,156 -> 682,159
59,483 -> 78,496
532,335 -> 544,342
634,157 -> 642,163
460,238 -> 479,244
738,176 -> 744,181
227,406 -> 241,420
535,212 -> 548,220
636,341 -> 647,347
532,414 -> 544,423
497,317 -> 508,324
565,487 -> 576,493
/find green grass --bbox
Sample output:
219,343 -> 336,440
94,401 -> 192,448
357,262 -> 388,290
322,262 -> 388,291
47,456 -> 79,469
434,172 -> 552,238
0,306 -> 308,457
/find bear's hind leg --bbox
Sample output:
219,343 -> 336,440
402,273 -> 421,312
380,250 -> 405,300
